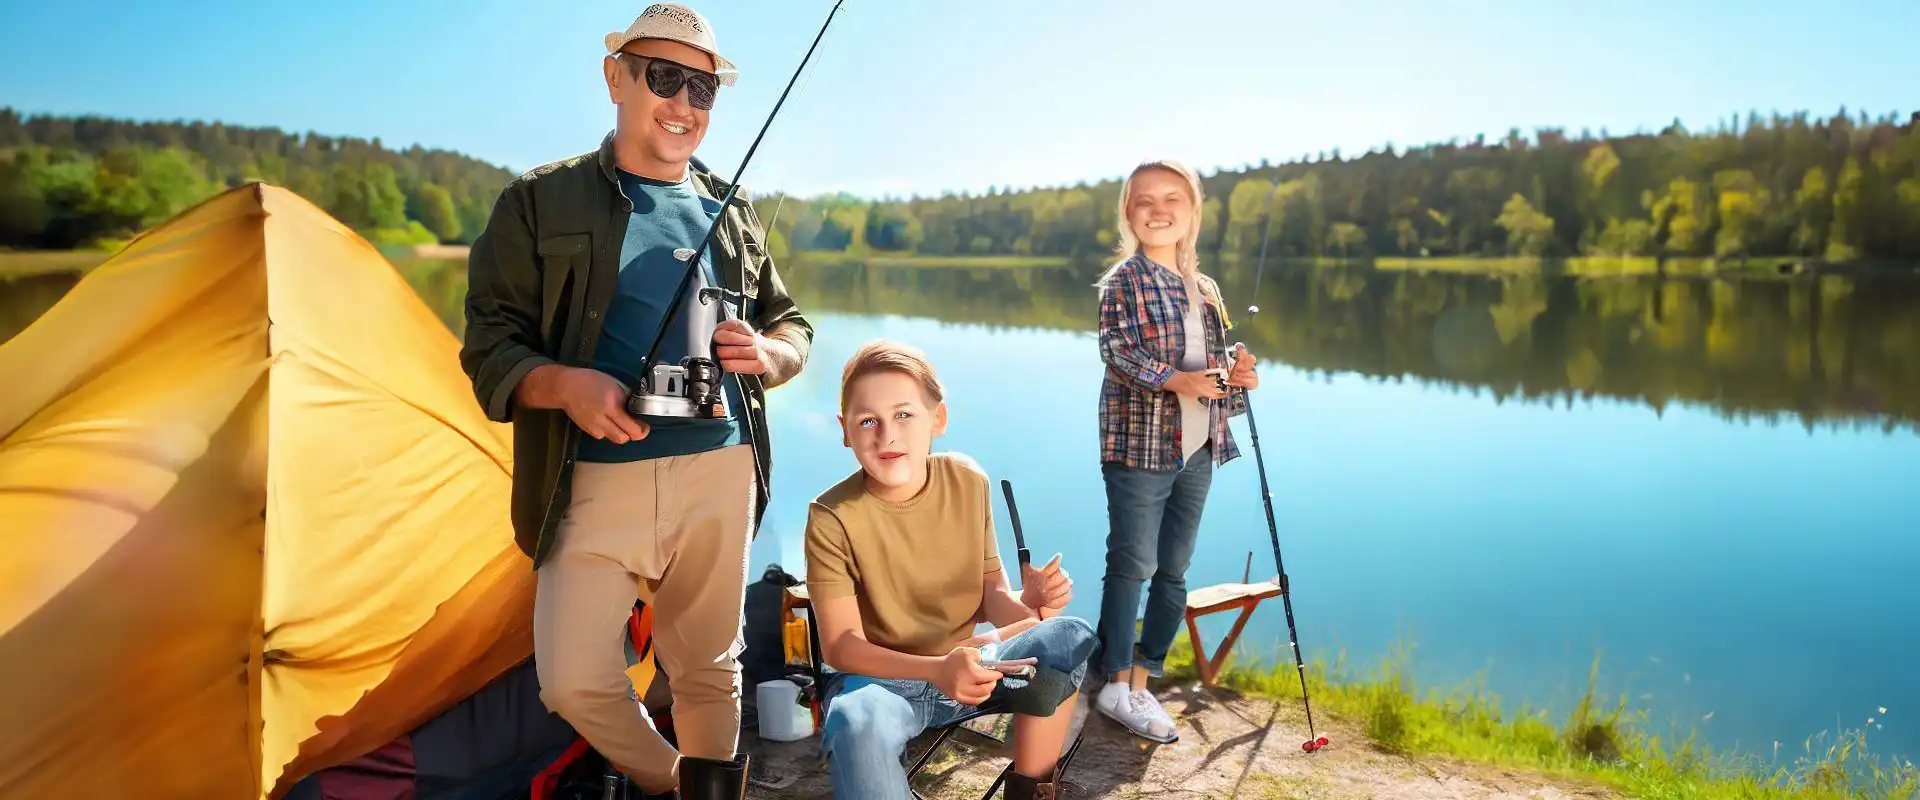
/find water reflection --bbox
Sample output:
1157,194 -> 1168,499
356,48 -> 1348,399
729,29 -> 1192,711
782,259 -> 1920,433
6,258 -> 1918,433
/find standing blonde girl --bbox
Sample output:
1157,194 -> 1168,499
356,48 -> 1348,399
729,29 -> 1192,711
1091,160 -> 1259,742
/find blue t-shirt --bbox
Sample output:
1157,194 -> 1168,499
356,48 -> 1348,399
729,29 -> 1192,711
576,169 -> 747,463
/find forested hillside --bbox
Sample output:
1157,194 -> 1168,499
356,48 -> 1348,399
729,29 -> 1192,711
0,107 -> 514,250
4,106 -> 1917,269
754,109 -> 1920,268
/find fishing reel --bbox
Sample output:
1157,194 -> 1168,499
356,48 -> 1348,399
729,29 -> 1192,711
624,248 -> 742,420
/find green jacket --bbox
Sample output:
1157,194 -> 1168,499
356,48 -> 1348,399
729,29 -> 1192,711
459,131 -> 814,568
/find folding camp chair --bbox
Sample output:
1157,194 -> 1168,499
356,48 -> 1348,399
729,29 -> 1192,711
780,585 -> 1087,800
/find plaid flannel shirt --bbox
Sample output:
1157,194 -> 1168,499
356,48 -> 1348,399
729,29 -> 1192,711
1097,253 -> 1247,471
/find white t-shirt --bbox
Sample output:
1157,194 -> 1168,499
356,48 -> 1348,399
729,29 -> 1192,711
1176,270 -> 1209,462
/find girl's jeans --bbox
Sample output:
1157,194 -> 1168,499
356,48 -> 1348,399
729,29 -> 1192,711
1095,444 -> 1213,679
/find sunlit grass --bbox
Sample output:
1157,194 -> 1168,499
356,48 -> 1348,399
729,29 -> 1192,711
789,251 -> 1073,269
1366,255 -> 1809,277
1161,634 -> 1917,799
1373,256 -> 1549,274
0,250 -> 112,277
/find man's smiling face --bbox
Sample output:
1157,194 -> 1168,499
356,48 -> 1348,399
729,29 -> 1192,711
605,37 -> 716,173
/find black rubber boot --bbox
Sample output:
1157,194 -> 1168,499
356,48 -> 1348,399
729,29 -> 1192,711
676,753 -> 749,800
1004,765 -> 1060,800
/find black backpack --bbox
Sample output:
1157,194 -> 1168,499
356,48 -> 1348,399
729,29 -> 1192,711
740,563 -> 802,692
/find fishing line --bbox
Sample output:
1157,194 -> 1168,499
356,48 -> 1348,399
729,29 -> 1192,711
1247,178 -> 1283,314
751,3 -> 841,249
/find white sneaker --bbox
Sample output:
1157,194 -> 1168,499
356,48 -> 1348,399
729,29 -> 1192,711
1132,688 -> 1177,731
1095,682 -> 1178,743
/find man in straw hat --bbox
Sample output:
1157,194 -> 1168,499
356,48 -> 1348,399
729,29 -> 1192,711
459,3 -> 813,797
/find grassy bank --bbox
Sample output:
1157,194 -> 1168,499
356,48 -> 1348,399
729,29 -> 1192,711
1160,636 -> 1916,799
787,251 -> 1074,269
0,250 -> 112,278
1369,255 -> 1809,277
785,250 -> 1846,277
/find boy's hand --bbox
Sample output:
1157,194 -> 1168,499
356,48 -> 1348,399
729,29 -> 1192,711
934,647 -> 1006,705
1020,553 -> 1072,617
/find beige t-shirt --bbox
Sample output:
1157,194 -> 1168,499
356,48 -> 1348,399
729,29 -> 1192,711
804,452 -> 1002,657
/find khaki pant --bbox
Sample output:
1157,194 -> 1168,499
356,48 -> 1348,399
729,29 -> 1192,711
533,443 -> 755,791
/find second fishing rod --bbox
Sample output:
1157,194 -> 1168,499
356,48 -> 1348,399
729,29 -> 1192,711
1215,185 -> 1329,752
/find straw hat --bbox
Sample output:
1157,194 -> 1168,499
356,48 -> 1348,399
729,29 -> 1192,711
605,3 -> 738,86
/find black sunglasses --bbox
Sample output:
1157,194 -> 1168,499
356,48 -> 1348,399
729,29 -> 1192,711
622,53 -> 719,111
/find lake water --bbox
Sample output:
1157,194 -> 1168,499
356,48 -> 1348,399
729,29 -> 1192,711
6,257 -> 1917,768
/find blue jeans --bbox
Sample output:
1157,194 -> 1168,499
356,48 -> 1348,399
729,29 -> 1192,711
818,616 -> 1096,800
1096,445 -> 1214,678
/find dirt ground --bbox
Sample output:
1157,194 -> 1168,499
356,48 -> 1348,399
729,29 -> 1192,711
738,680 -> 1621,799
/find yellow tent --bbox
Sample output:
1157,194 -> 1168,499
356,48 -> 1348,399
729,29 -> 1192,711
0,183 -> 580,798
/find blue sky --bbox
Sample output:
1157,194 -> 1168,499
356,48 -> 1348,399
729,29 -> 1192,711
2,0 -> 1914,199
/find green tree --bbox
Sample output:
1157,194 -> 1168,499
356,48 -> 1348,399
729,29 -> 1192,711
9,105 -> 1920,266
87,146 -> 218,232
1328,221 -> 1366,257
864,203 -> 922,251
1712,170 -> 1770,258
1791,167 -> 1832,256
406,182 -> 462,242
360,162 -> 409,231
1827,157 -> 1863,261
1897,178 -> 1920,258
0,106 -> 514,250
1650,178 -> 1708,256
1594,219 -> 1654,256
1495,193 -> 1556,256
1578,143 -> 1622,252
0,150 -> 51,243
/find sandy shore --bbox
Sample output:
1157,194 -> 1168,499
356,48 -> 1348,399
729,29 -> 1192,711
738,681 -> 1617,800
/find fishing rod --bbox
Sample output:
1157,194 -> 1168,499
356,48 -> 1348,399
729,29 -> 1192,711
1225,185 -> 1328,753
981,479 -> 1086,796
624,0 -> 846,421
999,478 -> 1032,571
987,478 -> 1037,681
1225,345 -> 1324,752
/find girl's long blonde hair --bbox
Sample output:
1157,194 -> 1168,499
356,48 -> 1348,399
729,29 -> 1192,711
1098,159 -> 1207,287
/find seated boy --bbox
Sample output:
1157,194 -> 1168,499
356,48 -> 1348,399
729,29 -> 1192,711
804,339 -> 1097,800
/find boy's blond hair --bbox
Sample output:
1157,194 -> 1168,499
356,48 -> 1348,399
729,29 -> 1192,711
840,339 -> 945,413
